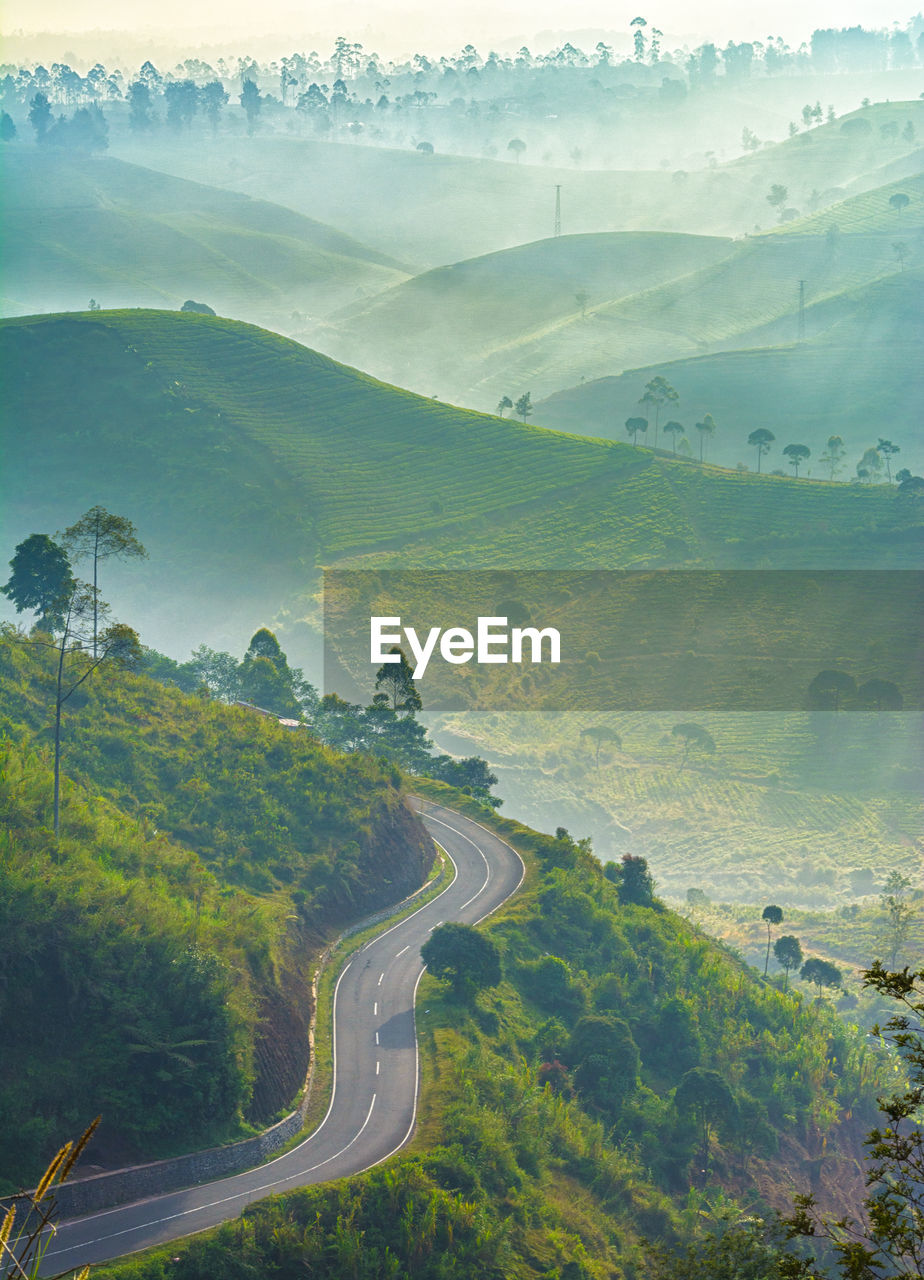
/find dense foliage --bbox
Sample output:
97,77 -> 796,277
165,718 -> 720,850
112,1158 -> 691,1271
0,633 -> 432,1189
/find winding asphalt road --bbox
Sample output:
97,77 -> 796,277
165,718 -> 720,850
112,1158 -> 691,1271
39,800 -> 524,1271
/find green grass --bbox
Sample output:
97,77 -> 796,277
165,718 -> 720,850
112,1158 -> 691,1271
2,309 -> 919,659
1,148 -> 408,321
429,709 -> 923,910
322,231 -> 735,407
536,268 -> 924,473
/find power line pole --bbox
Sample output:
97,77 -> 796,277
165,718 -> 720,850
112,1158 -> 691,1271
554,184 -> 561,237
798,279 -> 805,341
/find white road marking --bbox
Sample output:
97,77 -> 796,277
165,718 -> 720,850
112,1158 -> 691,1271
376,1061 -> 380,1076
395,946 -> 409,957
375,1031 -> 379,1045
373,1001 -> 378,1016
378,972 -> 384,985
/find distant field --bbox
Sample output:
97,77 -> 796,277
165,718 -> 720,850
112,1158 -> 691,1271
0,148 -> 408,323
317,165 -> 924,411
321,231 -> 735,404
2,310 -> 919,659
536,268 -> 924,473
113,103 -> 923,266
433,709 -> 923,906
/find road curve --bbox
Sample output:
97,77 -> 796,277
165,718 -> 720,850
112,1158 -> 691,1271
39,800 -> 524,1272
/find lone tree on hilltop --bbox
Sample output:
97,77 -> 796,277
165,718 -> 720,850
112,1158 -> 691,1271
625,416 -> 648,444
662,420 -> 685,454
762,904 -> 784,977
2,534 -> 75,633
672,722 -> 716,771
694,414 -> 716,461
421,922 -> 501,1000
889,191 -> 910,213
63,506 -> 146,657
877,439 -> 900,482
820,434 -> 846,479
374,646 -> 422,713
801,957 -> 843,993
507,137 -> 526,162
496,395 -> 513,417
783,443 -> 811,476
747,428 -> 775,472
774,934 -> 803,989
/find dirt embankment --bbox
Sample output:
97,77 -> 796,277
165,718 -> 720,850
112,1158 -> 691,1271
248,797 -> 434,1121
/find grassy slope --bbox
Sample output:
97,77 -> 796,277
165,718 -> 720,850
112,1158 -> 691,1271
113,100 -> 924,266
536,265 -> 924,473
93,786 -> 885,1280
0,148 -> 408,322
431,709 -> 923,908
1,310 -> 918,654
0,636 -> 433,1186
320,168 -> 924,412
320,231 -> 735,405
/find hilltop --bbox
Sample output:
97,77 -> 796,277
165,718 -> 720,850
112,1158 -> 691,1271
0,148 -> 408,324
320,230 -> 735,406
2,310 -> 920,657
111,100 -> 924,266
536,268 -> 924,473
318,167 -> 924,410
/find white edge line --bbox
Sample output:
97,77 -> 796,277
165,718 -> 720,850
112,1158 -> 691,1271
43,806 -> 523,1263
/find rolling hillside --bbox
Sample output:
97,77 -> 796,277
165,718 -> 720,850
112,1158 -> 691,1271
317,166 -> 923,410
0,148 -> 408,323
321,230 -> 736,405
114,101 -> 924,266
1,310 -> 919,660
536,269 -> 924,473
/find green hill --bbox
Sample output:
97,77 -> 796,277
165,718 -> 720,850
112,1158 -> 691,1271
113,101 -> 924,266
0,635 -> 433,1187
535,269 -> 924,474
0,148 -> 408,323
320,165 -> 923,411
322,231 -> 735,406
2,310 -> 919,659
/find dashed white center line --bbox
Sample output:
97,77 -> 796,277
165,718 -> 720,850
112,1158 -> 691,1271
376,1061 -> 380,1076
396,945 -> 409,957
373,1001 -> 378,1016
375,1031 -> 379,1045
378,972 -> 384,985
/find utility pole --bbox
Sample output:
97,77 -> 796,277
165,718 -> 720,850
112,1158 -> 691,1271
798,279 -> 805,341
554,184 -> 561,237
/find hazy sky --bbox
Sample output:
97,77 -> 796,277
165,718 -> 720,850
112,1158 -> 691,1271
3,0 -> 917,57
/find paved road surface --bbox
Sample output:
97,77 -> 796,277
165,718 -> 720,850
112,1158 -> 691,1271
38,800 -> 524,1271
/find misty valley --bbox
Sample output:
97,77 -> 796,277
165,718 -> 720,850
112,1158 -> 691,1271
1,11 -> 922,1280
